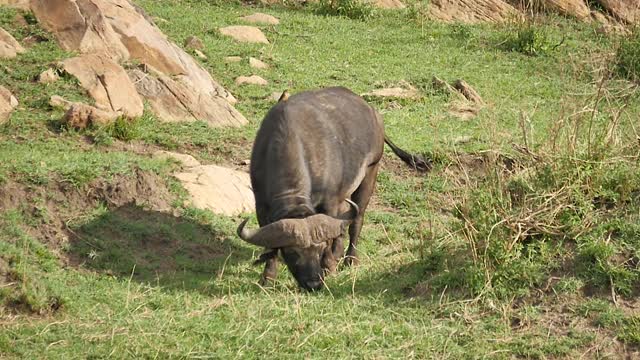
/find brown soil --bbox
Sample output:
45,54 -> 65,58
0,168 -> 174,250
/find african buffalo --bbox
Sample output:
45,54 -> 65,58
237,87 -> 429,291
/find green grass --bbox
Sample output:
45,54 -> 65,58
1,1 -> 640,358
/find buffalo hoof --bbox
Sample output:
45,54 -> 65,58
343,255 -> 359,267
259,275 -> 276,287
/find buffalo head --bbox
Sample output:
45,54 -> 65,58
237,200 -> 359,291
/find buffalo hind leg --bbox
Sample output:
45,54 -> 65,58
345,162 -> 380,267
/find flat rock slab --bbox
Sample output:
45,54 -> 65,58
371,0 -> 406,9
0,85 -> 18,124
0,27 -> 25,59
175,164 -> 255,216
240,13 -> 280,25
362,87 -> 420,99
224,56 -> 243,63
219,26 -> 269,44
152,150 -> 201,168
235,75 -> 268,86
428,0 -> 519,23
249,57 -> 269,69
62,54 -> 144,118
128,68 -> 246,127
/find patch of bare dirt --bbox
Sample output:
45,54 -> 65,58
0,168 -> 174,252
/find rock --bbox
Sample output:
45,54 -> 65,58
235,75 -> 268,86
128,68 -> 246,127
596,0 -> 639,24
453,79 -> 483,104
428,0 -> 519,23
219,26 -> 269,44
371,0 -> 405,9
224,56 -> 243,63
49,95 -> 74,110
0,27 -> 25,59
249,57 -> 269,69
62,102 -> 118,129
362,84 -> 420,99
38,68 -> 60,84
240,13 -> 280,25
174,165 -> 255,216
62,54 -> 144,118
592,11 -> 629,34
0,0 -> 30,9
194,49 -> 207,60
0,85 -> 18,124
541,0 -> 590,19
432,76 -> 464,99
30,0 -> 240,121
184,35 -> 204,50
31,0 -> 130,60
152,150 -> 201,168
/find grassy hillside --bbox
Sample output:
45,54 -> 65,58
1,0 -> 639,358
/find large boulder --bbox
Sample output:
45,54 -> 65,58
0,0 -> 30,9
0,85 -> 18,124
597,0 -> 639,24
541,0 -> 590,20
30,0 -> 246,126
128,68 -> 246,127
62,54 -> 144,117
428,0 -> 519,23
0,27 -> 25,59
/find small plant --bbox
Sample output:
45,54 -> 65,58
501,20 -> 558,56
93,116 -> 141,145
315,0 -> 375,20
615,28 -> 640,82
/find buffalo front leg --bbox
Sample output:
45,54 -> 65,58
259,250 -> 278,286
345,162 -> 380,267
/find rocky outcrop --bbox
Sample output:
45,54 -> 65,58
62,54 -> 144,118
0,85 -> 18,124
0,27 -> 25,59
30,0 -> 246,126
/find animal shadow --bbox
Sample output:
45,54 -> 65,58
67,204 -> 255,295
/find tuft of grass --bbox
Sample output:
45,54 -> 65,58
615,28 -> 640,82
315,0 -> 376,20
500,20 -> 560,56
